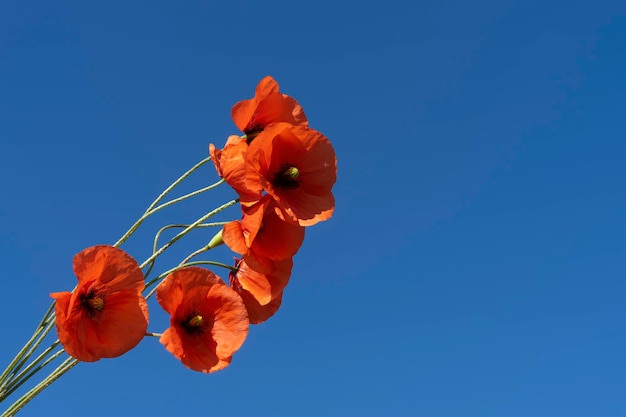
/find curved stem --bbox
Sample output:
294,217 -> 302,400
179,246 -> 212,266
142,222 -> 228,279
181,260 -> 238,273
148,179 -> 224,215
0,304 -> 56,389
1,319 -> 56,397
144,260 -> 238,300
146,156 -> 213,212
0,357 -> 77,417
0,348 -> 64,401
1,157 -> 229,414
114,155 -> 214,247
139,199 -> 238,269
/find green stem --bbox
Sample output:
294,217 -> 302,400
148,179 -> 224,215
1,320 -> 56,397
181,260 -> 238,273
144,260 -> 238,300
114,155 -> 214,247
179,246 -> 212,266
0,156 -> 228,414
0,303 -> 55,389
138,199 -> 238,270
0,348 -> 64,401
142,222 -> 228,279
146,156 -> 213,212
0,357 -> 77,417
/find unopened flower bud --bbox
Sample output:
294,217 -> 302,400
207,229 -> 224,249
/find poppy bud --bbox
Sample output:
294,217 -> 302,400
207,229 -> 224,249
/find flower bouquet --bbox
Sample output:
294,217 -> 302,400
0,76 -> 337,416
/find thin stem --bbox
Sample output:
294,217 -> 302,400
182,260 -> 238,273
3,341 -> 60,395
146,156 -> 213,212
0,349 -> 64,401
114,155 -> 214,247
148,179 -> 224,214
0,303 -> 56,388
6,319 -> 56,385
152,223 -> 229,257
1,157 -> 228,413
179,246 -> 212,266
138,199 -> 238,269
0,336 -> 39,391
144,260 -> 238,300
0,358 -> 78,417
143,261 -> 225,292
142,222 -> 228,279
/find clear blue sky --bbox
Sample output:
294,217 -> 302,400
1,1 -> 625,416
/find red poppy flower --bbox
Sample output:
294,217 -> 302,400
156,267 -> 249,373
209,135 -> 259,206
50,245 -> 148,362
222,197 -> 304,272
209,135 -> 242,179
228,257 -> 292,307
244,123 -> 337,226
229,259 -> 287,324
232,76 -> 308,140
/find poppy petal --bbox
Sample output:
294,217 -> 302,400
231,76 -> 308,135
246,123 -> 337,226
72,245 -> 144,293
51,245 -> 148,362
156,267 -> 249,373
231,258 -> 292,306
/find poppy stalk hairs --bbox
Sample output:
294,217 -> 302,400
0,76 -> 337,417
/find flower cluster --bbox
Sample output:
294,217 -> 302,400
210,76 -> 337,324
46,76 -> 337,377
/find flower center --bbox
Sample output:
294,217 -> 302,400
244,117 -> 263,143
182,312 -> 206,335
274,164 -> 301,189
87,296 -> 105,311
80,291 -> 105,317
188,314 -> 204,328
244,128 -> 262,143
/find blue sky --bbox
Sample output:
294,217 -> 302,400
1,1 -> 625,416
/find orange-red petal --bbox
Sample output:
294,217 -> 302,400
222,220 -> 249,255
51,245 -> 148,362
156,267 -> 249,373
221,195 -> 272,255
223,199 -> 304,272
72,245 -> 145,293
246,123 -> 337,226
250,204 -> 305,261
239,289 -> 283,325
230,258 -> 292,306
160,326 -> 230,373
209,135 -> 262,205
231,76 -> 308,135
230,264 -> 285,325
